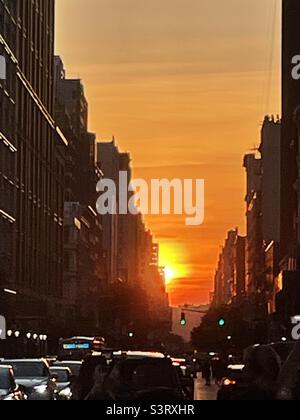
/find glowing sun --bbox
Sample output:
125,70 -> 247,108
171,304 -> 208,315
164,267 -> 176,285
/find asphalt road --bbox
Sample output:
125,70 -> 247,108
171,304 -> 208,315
194,375 -> 219,401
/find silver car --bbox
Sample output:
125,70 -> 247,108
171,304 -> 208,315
0,365 -> 25,400
4,359 -> 58,400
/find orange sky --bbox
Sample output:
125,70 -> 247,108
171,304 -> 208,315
55,0 -> 281,306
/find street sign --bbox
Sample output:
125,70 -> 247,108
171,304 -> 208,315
0,316 -> 6,340
0,55 -> 6,80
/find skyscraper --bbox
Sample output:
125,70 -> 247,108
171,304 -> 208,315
0,1 -> 67,333
260,116 -> 281,245
281,0 -> 300,261
54,57 -> 104,334
243,153 -> 264,297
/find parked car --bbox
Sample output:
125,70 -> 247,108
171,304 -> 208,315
50,367 -> 73,400
4,359 -> 58,400
217,364 -> 246,400
0,365 -> 25,400
53,360 -> 82,378
172,358 -> 194,400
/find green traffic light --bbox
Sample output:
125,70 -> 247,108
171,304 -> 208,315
180,319 -> 187,327
218,318 -> 225,327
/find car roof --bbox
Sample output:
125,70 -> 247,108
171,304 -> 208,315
228,364 -> 245,371
0,365 -> 13,370
61,337 -> 93,341
4,359 -> 47,363
123,351 -> 166,359
55,360 -> 82,364
50,366 -> 72,372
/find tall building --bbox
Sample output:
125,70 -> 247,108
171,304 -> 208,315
0,1 -> 67,333
243,153 -> 264,297
97,140 -> 120,285
97,141 -> 170,333
234,236 -> 246,299
243,119 -> 281,317
54,57 -> 104,334
260,116 -> 281,244
281,0 -> 300,261
213,229 -> 245,308
268,1 -> 300,331
256,116 -> 281,315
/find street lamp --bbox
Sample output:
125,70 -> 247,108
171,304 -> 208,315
7,330 -> 12,337
14,331 -> 20,338
128,332 -> 134,338
26,333 -> 31,340
227,336 -> 232,341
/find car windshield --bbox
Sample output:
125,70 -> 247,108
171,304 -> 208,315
51,369 -> 69,382
0,370 -> 10,389
9,362 -> 48,378
54,362 -> 81,376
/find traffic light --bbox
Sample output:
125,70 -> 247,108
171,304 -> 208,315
180,312 -> 187,327
218,318 -> 225,327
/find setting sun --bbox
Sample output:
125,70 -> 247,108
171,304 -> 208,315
164,267 -> 176,284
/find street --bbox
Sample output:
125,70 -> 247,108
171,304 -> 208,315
194,376 -> 218,401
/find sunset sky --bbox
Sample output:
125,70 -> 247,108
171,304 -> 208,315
56,0 -> 281,306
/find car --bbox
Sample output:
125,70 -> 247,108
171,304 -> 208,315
217,364 -> 246,400
75,354 -> 108,400
104,352 -> 187,400
44,356 -> 57,367
53,360 -> 82,377
50,367 -> 73,400
0,365 -> 25,400
171,358 -> 194,400
4,359 -> 58,400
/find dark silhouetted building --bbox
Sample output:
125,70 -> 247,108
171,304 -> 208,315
281,0 -> 300,262
213,229 -> 245,308
260,116 -> 281,244
0,1 -> 67,334
97,140 -> 120,285
54,57 -> 104,334
243,153 -> 264,298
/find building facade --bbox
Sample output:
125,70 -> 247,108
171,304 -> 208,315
54,56 -> 104,334
260,116 -> 281,245
281,0 -> 300,262
243,152 -> 264,297
0,0 -> 66,334
213,229 -> 246,308
97,140 -> 170,334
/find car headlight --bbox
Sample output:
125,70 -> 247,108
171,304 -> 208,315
34,385 -> 48,394
59,387 -> 72,398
